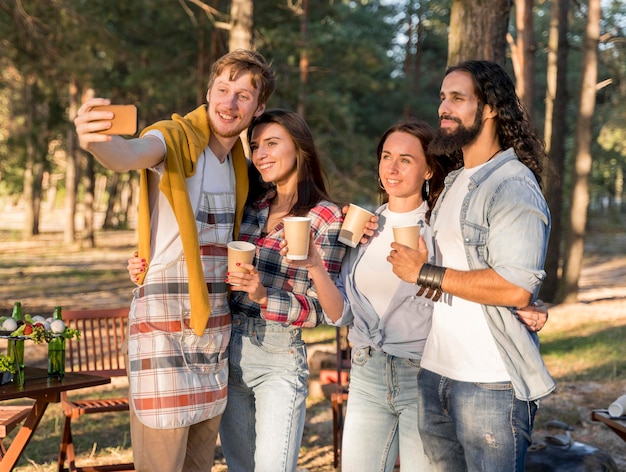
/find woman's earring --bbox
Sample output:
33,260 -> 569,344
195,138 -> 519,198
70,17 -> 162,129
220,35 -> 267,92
425,180 -> 430,198
378,177 -> 386,191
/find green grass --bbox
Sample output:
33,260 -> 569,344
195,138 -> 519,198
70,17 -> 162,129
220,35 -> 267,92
540,321 -> 626,382
307,317 -> 626,383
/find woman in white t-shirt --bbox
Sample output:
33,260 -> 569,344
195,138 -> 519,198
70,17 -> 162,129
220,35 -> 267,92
283,119 -> 450,471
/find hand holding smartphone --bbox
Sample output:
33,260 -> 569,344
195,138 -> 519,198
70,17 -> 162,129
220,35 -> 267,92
92,104 -> 138,136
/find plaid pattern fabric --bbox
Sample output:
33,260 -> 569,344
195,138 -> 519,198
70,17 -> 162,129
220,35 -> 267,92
231,191 -> 346,327
129,192 -> 234,429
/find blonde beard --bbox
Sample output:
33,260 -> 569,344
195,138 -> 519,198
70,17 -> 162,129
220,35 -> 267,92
208,115 -> 249,139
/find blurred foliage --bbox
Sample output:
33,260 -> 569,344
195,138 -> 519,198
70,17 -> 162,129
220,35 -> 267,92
0,0 -> 624,215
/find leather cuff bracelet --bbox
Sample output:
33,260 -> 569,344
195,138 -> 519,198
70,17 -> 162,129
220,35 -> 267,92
415,263 -> 446,301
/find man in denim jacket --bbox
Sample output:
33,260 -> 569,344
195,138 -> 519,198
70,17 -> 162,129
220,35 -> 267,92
389,60 -> 554,472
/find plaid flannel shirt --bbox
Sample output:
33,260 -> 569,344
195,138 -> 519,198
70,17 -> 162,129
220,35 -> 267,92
231,190 -> 346,327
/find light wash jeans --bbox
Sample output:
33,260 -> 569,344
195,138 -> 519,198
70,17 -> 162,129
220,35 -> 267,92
417,368 -> 537,472
341,347 -> 431,472
219,315 -> 309,472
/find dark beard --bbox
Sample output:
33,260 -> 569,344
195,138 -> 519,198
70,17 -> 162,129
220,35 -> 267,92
429,103 -> 484,156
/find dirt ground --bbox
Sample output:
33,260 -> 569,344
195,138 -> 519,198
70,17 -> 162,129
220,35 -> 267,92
1,206 -> 626,471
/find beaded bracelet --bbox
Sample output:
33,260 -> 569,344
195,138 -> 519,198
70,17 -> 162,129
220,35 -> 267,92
415,263 -> 446,302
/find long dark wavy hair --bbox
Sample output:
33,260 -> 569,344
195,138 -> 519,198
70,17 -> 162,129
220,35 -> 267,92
445,60 -> 546,187
376,119 -> 455,223
246,109 -> 333,216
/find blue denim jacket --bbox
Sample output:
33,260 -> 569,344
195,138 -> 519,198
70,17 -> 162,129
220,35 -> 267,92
323,204 -> 434,360
430,148 -> 555,401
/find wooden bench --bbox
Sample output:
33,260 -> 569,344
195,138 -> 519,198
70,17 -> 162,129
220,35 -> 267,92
0,405 -> 33,458
58,307 -> 134,472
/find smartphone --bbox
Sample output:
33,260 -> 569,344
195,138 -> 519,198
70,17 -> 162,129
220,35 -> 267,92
92,104 -> 138,136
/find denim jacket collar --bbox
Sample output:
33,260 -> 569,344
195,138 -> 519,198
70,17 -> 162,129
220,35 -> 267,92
443,147 -> 517,187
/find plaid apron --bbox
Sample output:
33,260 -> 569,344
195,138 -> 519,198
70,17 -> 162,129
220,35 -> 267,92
129,188 -> 234,429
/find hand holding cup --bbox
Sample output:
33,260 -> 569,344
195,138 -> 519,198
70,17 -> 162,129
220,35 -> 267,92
280,237 -> 322,269
392,224 -> 421,250
338,204 -> 376,248
227,241 -> 256,286
282,217 -> 312,260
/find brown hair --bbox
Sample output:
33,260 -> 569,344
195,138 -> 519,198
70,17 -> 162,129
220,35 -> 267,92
207,49 -> 276,106
247,109 -> 333,216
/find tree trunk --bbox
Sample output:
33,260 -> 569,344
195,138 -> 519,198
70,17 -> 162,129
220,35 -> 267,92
22,145 -> 36,239
510,0 -> 536,117
448,0 -> 513,66
65,78 -> 79,244
559,0 -> 601,303
81,154 -> 96,248
119,173 -> 135,229
540,0 -> 569,302
297,0 -> 309,119
229,0 -> 253,51
615,167 -> 624,209
228,0 -> 254,155
403,0 -> 425,117
22,76 -> 45,238
31,156 -> 45,236
103,173 -> 120,230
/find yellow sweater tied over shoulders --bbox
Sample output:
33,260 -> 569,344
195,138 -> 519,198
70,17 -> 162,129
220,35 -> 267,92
137,105 -> 249,336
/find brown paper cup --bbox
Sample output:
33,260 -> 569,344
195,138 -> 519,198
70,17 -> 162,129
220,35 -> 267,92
283,217 -> 312,260
338,204 -> 375,248
393,224 -> 421,250
227,241 -> 256,285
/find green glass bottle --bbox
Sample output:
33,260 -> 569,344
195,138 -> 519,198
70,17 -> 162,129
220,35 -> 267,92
47,306 -> 66,377
7,302 -> 24,369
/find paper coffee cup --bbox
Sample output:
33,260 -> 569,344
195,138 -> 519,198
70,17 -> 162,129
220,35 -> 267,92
283,217 -> 312,260
393,224 -> 421,250
227,241 -> 256,285
338,204 -> 375,248
609,394 -> 626,418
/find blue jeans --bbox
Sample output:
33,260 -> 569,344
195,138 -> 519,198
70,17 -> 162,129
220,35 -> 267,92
341,347 -> 431,472
417,368 -> 537,472
219,315 -> 309,472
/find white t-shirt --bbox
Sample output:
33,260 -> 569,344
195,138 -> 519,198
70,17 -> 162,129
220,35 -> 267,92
355,202 -> 432,317
421,166 -> 510,382
144,130 -> 234,271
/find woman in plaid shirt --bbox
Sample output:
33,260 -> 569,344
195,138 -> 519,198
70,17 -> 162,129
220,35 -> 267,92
219,109 -> 347,472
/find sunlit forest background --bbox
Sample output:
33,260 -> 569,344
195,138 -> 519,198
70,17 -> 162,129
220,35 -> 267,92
1,0 -> 625,304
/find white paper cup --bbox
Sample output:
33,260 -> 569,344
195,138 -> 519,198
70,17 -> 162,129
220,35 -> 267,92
338,204 -> 375,248
392,224 -> 421,250
227,241 -> 256,285
283,217 -> 312,260
609,394 -> 626,417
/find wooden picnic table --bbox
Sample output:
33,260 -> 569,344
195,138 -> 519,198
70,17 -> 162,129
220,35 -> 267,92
0,367 -> 109,471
